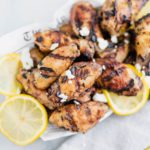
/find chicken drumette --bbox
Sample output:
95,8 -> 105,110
96,59 -> 143,96
70,1 -> 103,42
33,44 -> 80,89
47,62 -> 101,109
99,0 -> 148,36
49,101 -> 108,132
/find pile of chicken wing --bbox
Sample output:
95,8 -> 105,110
17,0 -> 150,133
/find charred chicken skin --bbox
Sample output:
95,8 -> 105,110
96,59 -> 143,96
97,41 -> 129,62
34,30 -> 73,52
49,101 -> 108,132
135,14 -> 150,75
70,1 -> 103,41
47,62 -> 101,109
99,0 -> 148,36
33,44 -> 80,90
30,47 -> 44,66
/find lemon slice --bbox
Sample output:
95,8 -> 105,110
136,0 -> 150,21
0,94 -> 48,146
103,65 -> 149,116
0,53 -> 22,96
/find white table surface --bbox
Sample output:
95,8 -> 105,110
1,0 -> 150,150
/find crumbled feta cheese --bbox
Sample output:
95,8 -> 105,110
111,35 -> 118,43
58,93 -> 68,103
102,65 -> 106,71
145,76 -> 150,88
50,43 -> 59,50
21,47 -> 34,70
97,38 -> 109,50
74,100 -> 80,105
60,99 -> 67,103
124,39 -> 129,44
92,59 -> 95,62
79,26 -> 90,37
93,93 -> 107,103
68,80 -> 72,84
115,45 -> 118,49
142,66 -> 146,69
65,70 -> 75,79
135,63 -> 141,72
124,32 -> 129,37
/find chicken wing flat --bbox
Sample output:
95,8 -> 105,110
135,14 -> 150,75
33,44 -> 80,89
97,42 -> 129,62
96,59 -> 143,96
70,1 -> 103,42
99,0 -> 148,36
34,30 -> 73,52
30,47 -> 44,66
47,62 -> 101,109
49,101 -> 108,132
17,69 -> 55,110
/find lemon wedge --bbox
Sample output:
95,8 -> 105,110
0,94 -> 48,146
0,53 -> 22,96
136,0 -> 150,21
103,65 -> 149,116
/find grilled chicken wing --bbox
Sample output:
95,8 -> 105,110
34,29 -> 96,60
33,44 -> 80,90
47,62 -> 101,109
99,0 -> 148,36
97,41 -> 129,62
17,69 -> 54,109
96,59 -> 142,96
30,47 -> 44,66
70,1 -> 103,41
49,101 -> 108,132
34,30 -> 73,52
135,14 -> 150,75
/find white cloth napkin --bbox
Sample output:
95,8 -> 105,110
55,101 -> 150,150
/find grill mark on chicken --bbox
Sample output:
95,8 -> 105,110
36,36 -> 43,42
65,108 -> 78,131
40,74 -> 51,79
33,44 -> 80,89
49,53 -> 76,61
61,76 -> 68,83
102,67 -> 125,82
39,67 -> 55,72
49,101 -> 108,132
96,59 -> 143,96
135,13 -> 150,25
22,73 -> 27,79
108,79 -> 134,93
46,62 -> 101,109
